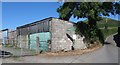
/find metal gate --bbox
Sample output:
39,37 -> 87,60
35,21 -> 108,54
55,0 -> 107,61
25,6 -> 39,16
29,32 -> 50,52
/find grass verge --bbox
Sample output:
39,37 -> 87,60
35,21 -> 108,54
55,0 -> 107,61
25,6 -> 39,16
100,27 -> 118,39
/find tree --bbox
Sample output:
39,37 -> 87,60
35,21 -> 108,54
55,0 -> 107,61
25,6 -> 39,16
57,2 -> 120,44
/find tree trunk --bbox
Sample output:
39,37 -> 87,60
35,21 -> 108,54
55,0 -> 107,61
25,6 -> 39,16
87,16 -> 97,43
88,16 -> 97,27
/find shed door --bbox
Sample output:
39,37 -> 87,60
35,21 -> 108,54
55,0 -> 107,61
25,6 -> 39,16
29,32 -> 50,52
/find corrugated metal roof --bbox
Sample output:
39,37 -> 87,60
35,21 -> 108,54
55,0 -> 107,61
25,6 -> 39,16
17,17 -> 52,29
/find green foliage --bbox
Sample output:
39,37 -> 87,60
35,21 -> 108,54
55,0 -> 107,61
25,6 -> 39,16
57,2 -> 120,45
75,22 -> 104,45
57,2 -> 76,20
57,2 -> 120,21
75,22 -> 90,44
83,17 -> 119,39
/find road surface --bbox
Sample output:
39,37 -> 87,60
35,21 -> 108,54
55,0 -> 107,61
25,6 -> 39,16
105,33 -> 118,46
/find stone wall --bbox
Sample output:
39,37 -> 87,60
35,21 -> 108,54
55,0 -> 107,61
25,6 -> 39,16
51,18 -> 87,52
17,35 -> 29,49
8,30 -> 17,39
7,30 -> 18,46
73,35 -> 87,50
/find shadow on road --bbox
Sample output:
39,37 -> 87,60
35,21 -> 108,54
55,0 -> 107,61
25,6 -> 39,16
113,27 -> 120,47
0,50 -> 12,58
113,34 -> 120,47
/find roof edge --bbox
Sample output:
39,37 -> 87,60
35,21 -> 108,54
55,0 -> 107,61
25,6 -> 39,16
17,17 -> 53,29
17,17 -> 75,29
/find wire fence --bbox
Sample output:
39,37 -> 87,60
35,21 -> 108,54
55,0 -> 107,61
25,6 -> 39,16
0,39 -> 17,46
0,38 -> 50,51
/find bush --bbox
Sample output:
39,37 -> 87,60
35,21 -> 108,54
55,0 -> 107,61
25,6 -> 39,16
75,22 -> 104,46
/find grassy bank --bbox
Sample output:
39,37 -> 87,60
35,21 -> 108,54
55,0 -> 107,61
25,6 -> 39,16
100,27 -> 118,39
96,18 -> 119,39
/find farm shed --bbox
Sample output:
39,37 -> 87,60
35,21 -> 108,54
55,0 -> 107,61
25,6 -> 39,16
16,17 -> 87,52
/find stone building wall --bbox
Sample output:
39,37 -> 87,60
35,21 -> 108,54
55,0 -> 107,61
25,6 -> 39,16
17,35 -> 29,49
8,30 -> 17,39
73,35 -> 87,50
8,30 -> 17,45
51,18 -> 87,52
51,18 -> 73,52
15,17 -> 87,52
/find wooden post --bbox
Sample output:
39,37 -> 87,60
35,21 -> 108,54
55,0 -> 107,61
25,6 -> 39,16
36,37 -> 40,54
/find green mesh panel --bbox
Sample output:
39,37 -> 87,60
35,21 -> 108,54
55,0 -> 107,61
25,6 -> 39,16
30,32 -> 50,52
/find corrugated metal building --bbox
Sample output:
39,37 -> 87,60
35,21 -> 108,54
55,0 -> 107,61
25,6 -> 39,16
16,17 -> 87,52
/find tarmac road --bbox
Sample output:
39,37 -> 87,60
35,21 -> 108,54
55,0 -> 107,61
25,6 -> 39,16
105,33 -> 118,46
